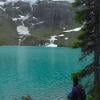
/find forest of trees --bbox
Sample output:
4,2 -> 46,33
73,0 -> 100,99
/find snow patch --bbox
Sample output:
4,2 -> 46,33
35,21 -> 44,25
19,15 -> 30,21
58,34 -> 64,37
13,7 -> 20,9
17,25 -> 30,35
45,26 -> 84,47
0,1 -> 5,6
17,25 -> 30,45
0,6 -> 5,11
12,18 -> 18,21
12,15 -> 30,22
63,26 -> 82,33
33,16 -> 38,20
65,37 -> 69,40
49,36 -> 57,43
63,27 -> 66,30
45,43 -> 57,47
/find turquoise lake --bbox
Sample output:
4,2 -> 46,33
0,46 -> 91,100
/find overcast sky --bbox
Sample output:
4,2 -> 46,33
7,0 -> 75,3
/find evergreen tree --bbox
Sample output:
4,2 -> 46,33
73,0 -> 100,96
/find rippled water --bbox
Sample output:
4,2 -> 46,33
0,46 -> 90,100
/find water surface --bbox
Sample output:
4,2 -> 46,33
0,46 -> 90,100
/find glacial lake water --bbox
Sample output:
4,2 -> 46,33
0,46 -> 91,100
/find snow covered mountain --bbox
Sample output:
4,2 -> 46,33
0,0 -> 78,46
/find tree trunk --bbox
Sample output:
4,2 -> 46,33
94,0 -> 100,85
92,0 -> 100,99
94,51 -> 100,84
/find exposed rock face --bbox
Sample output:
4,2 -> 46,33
32,1 -> 75,28
0,1 -> 75,27
0,0 -> 77,46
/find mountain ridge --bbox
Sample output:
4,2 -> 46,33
0,0 -> 79,46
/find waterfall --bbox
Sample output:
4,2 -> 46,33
45,36 -> 58,47
18,38 -> 21,46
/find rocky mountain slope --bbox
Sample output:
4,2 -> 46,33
0,0 -> 79,46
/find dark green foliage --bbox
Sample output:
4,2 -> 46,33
73,0 -> 100,99
73,1 -> 96,55
73,0 -> 100,58
75,10 -> 86,24
72,39 -> 81,48
77,31 -> 86,40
